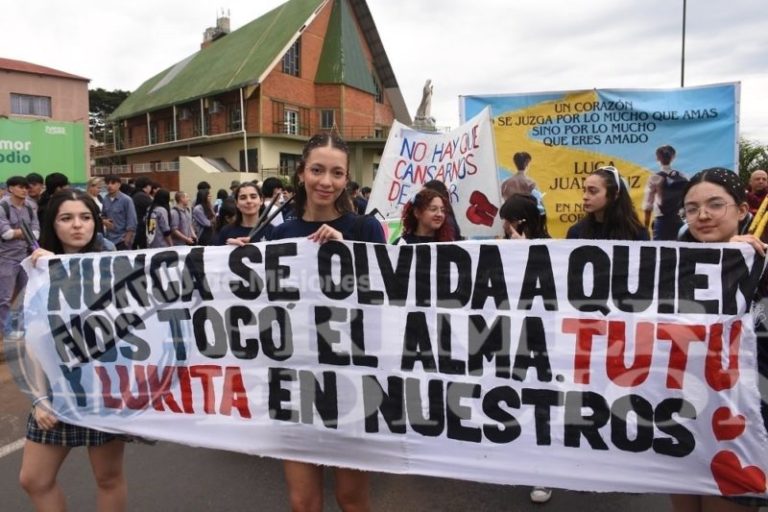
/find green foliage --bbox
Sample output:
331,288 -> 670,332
89,88 -> 130,142
739,137 -> 768,184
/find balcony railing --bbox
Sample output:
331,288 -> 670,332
92,123 -> 397,158
92,161 -> 179,175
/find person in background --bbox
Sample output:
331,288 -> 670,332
642,144 -> 687,240
672,168 -> 767,512
146,189 -> 172,248
216,182 -> 271,245
567,166 -> 648,241
131,177 -> 153,249
170,191 -> 196,246
192,189 -> 215,245
101,175 -> 137,250
214,198 -> 237,236
499,193 -> 548,240
348,181 -> 367,215
260,176 -> 286,215
361,186 -> 371,202
422,180 -> 463,240
86,177 -> 105,212
282,184 -> 297,221
37,172 -> 69,224
498,192 -> 552,503
268,132 -> 384,512
394,187 -> 455,243
20,189 -> 127,512
214,188 -> 229,215
197,180 -> 211,193
746,169 -> 768,215
0,176 -> 39,330
25,173 -> 44,211
228,180 -> 240,199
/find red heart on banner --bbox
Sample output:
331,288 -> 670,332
465,190 -> 498,227
711,451 -> 767,495
712,407 -> 747,441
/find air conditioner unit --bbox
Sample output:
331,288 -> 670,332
210,101 -> 223,114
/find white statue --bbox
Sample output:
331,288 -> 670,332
414,79 -> 436,131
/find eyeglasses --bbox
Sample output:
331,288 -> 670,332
681,200 -> 738,219
598,166 -> 622,190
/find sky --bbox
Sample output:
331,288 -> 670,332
3,0 -> 767,142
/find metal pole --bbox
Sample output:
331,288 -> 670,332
681,0 -> 687,87
240,87 -> 249,173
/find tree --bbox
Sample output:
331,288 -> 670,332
738,137 -> 768,184
89,88 -> 130,144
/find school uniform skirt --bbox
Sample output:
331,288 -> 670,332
26,411 -> 117,447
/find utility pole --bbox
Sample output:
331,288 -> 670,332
681,0 -> 687,87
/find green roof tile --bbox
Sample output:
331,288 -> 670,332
315,0 -> 376,93
110,0 -> 326,120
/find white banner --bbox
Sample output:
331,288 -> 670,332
21,240 -> 768,497
367,107 -> 503,239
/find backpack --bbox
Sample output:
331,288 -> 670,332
658,170 -> 688,216
1,202 -> 35,243
145,208 -> 158,246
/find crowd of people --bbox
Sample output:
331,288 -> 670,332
2,136 -> 768,511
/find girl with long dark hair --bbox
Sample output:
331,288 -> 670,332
567,166 -> 648,240
146,188 -> 172,248
20,190 -> 126,511
268,132 -> 384,512
192,189 -> 215,245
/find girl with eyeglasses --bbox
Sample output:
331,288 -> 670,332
672,168 -> 767,511
566,166 -> 648,241
394,187 -> 456,244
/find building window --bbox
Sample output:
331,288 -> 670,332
149,122 -> 158,144
320,109 -> 335,129
282,39 -> 300,77
373,74 -> 383,104
229,105 -> 242,131
284,109 -> 298,135
239,149 -> 258,172
374,126 -> 385,139
273,102 -> 309,136
11,93 -> 52,117
280,153 -> 301,176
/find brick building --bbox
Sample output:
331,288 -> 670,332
96,0 -> 410,194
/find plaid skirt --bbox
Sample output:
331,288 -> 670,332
26,411 -> 117,447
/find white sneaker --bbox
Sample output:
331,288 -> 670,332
530,487 -> 552,503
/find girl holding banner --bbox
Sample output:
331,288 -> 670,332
673,168 -> 767,512
566,166 -> 649,241
19,189 -> 127,512
268,132 -> 385,512
498,193 -> 553,503
393,187 -> 457,244
498,193 -> 548,240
